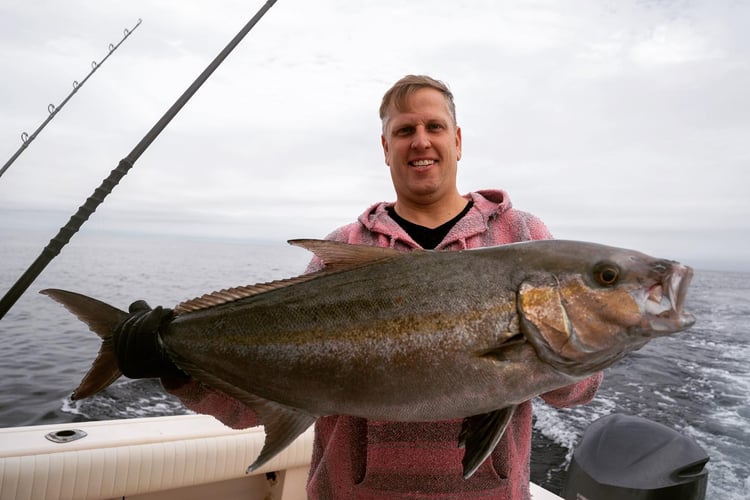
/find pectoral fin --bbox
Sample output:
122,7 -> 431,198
458,406 -> 517,479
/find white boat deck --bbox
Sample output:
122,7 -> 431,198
0,414 -> 562,499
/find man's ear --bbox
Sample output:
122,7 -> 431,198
381,134 -> 391,166
455,126 -> 462,161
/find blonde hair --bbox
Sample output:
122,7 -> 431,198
379,75 -> 456,128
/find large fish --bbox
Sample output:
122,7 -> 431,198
42,239 -> 695,478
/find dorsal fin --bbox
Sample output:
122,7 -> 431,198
288,238 -> 405,270
173,240 -> 405,316
173,274 -> 321,315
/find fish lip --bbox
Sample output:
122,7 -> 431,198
645,262 -> 695,331
672,264 -> 693,314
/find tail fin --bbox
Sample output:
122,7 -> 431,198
40,289 -> 128,400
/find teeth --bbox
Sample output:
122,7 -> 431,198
643,266 -> 696,331
645,283 -> 672,316
411,160 -> 434,166
648,284 -> 663,303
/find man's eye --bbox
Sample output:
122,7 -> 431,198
396,127 -> 413,136
427,123 -> 444,131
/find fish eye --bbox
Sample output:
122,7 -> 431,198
593,263 -> 620,286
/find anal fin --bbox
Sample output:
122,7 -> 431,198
458,406 -> 517,479
245,406 -> 316,473
170,355 -> 317,473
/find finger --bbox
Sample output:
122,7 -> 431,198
140,306 -> 164,335
129,300 -> 152,313
114,312 -> 144,354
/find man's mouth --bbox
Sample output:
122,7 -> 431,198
410,159 -> 436,167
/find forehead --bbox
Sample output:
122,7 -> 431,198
384,88 -> 453,127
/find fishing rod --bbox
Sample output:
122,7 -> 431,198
0,0 -> 279,321
0,19 -> 142,179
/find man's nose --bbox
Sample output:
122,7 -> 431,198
411,127 -> 431,149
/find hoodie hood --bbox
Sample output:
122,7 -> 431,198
355,190 -> 516,250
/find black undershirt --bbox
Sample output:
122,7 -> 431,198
386,201 -> 474,250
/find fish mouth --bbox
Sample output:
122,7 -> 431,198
643,262 -> 695,333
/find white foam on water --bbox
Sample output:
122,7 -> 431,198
60,397 -> 85,418
532,395 -> 617,464
60,379 -> 191,421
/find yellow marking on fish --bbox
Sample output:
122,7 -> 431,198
521,277 -> 643,361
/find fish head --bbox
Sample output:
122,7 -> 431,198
517,242 -> 695,376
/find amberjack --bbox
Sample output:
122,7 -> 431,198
42,239 -> 695,478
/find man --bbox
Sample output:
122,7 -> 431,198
116,75 -> 602,499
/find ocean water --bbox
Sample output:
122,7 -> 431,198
0,229 -> 747,499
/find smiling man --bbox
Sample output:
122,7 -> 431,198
380,80 -> 466,229
111,75 -> 603,499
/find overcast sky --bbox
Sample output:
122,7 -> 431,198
1,0 -> 748,270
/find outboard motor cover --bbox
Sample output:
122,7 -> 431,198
562,414 -> 708,500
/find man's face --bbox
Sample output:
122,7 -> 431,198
381,88 -> 462,206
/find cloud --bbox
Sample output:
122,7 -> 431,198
1,0 -> 748,269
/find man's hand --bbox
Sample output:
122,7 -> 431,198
112,300 -> 187,380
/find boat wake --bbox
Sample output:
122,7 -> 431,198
61,379 -> 191,421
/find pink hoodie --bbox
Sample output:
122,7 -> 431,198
167,189 -> 603,499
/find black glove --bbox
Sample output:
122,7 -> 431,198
112,300 -> 187,380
